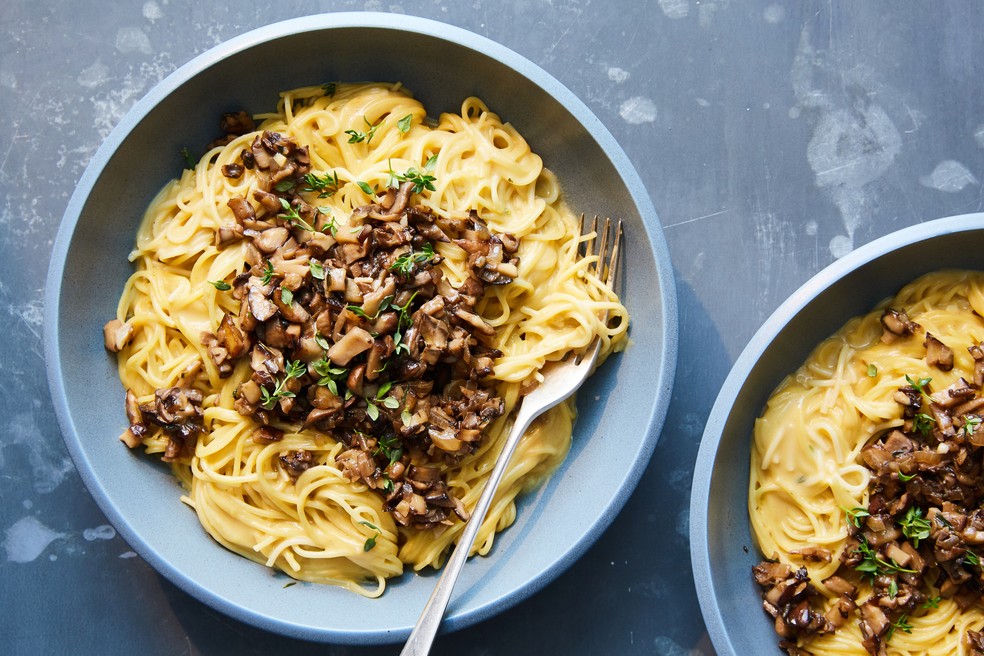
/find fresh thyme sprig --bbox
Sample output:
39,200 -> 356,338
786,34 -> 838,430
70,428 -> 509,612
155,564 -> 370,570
278,198 -> 315,232
345,116 -> 380,144
897,506 -> 931,548
886,614 -> 912,641
303,171 -> 341,198
390,243 -> 436,276
260,360 -> 306,409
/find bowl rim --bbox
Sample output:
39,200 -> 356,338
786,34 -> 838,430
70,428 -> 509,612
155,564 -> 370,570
690,212 -> 984,656
44,11 -> 678,644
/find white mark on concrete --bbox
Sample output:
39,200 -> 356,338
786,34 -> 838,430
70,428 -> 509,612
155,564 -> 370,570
23,500 -> 33,510
607,67 -> 630,84
83,525 -> 117,542
805,219 -> 818,236
0,70 -> 17,89
695,97 -> 711,108
77,61 -> 110,89
975,124 -> 984,149
807,107 -> 901,190
1,405 -> 75,494
619,96 -> 657,124
920,160 -> 978,193
142,1 -> 163,21
652,636 -> 691,656
676,508 -> 689,540
657,0 -> 689,19
4,517 -> 64,563
115,27 -> 153,55
788,106 -> 801,119
693,250 -> 705,272
119,551 -> 138,559
763,4 -> 785,23
698,0 -> 730,27
829,234 -> 853,259
794,27 -> 902,257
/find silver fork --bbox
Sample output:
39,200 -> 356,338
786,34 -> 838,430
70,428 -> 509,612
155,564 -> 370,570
400,216 -> 622,656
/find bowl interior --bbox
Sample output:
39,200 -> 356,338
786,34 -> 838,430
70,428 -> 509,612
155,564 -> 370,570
46,13 -> 676,644
691,214 -> 984,655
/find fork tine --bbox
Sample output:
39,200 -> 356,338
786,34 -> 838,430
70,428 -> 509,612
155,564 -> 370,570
579,213 -> 598,266
594,217 -> 610,280
605,219 -> 622,289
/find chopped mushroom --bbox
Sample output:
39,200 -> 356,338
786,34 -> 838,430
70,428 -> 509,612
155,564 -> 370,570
103,319 -> 134,352
880,307 -> 920,343
926,332 -> 954,371
111,128 -> 521,530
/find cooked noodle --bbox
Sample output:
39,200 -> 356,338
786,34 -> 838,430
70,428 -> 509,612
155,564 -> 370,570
111,82 -> 627,596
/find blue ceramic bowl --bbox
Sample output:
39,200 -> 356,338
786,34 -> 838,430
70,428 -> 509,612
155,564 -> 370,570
690,213 -> 984,655
45,13 -> 676,644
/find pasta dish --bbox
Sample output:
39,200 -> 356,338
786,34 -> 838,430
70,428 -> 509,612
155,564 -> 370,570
102,82 -> 627,596
750,271 -> 984,655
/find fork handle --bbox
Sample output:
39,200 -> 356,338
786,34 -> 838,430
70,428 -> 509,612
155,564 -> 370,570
400,399 -> 541,656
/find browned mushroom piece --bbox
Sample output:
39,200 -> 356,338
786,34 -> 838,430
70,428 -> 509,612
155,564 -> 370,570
926,332 -> 955,371
103,318 -> 134,352
280,449 -> 314,480
968,630 -> 984,656
880,307 -> 919,343
219,110 -> 255,136
222,163 -> 244,179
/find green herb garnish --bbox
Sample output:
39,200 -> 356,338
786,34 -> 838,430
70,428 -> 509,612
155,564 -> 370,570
886,614 -> 912,641
867,363 -> 878,377
208,280 -> 231,291
843,506 -> 870,529
280,287 -> 293,306
397,114 -> 413,133
373,433 -> 403,467
278,198 -> 315,232
898,506 -> 931,548
854,538 -> 917,580
394,166 -> 436,194
181,147 -> 196,170
905,374 -> 932,394
260,360 -> 305,409
313,355 -> 346,395
310,260 -> 325,280
321,82 -> 337,97
390,243 -> 436,276
914,413 -> 936,436
359,520 -> 380,551
303,171 -> 341,198
345,116 -> 380,144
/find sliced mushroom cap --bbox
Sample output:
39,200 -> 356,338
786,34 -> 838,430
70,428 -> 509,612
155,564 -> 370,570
103,319 -> 134,352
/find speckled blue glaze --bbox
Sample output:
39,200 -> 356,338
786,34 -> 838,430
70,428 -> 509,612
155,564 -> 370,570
44,13 -> 676,645
691,213 -> 984,656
